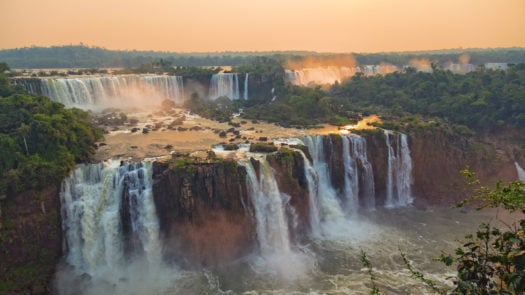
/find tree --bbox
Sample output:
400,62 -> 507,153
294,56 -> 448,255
0,62 -> 10,73
438,169 -> 525,294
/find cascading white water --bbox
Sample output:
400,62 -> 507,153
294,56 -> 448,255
294,149 -> 322,238
302,136 -> 346,228
19,75 -> 184,109
209,73 -> 240,100
342,135 -> 376,212
384,130 -> 414,208
240,157 -> 315,280
516,162 -> 525,181
244,73 -> 249,100
59,160 -> 161,275
240,159 -> 291,255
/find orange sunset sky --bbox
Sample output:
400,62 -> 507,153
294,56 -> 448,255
1,0 -> 524,53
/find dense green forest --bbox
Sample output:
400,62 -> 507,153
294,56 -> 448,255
1,45 -> 524,69
232,63 -> 525,132
0,63 -> 102,197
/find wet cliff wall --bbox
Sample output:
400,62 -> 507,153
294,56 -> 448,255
152,157 -> 254,267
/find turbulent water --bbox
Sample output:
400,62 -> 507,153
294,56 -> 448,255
15,75 -> 185,109
56,160 -> 179,295
55,133 -> 500,294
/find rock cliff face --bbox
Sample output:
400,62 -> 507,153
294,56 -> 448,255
362,131 -> 390,206
0,187 -> 62,294
152,158 -> 255,267
405,128 -> 522,207
266,149 -> 311,242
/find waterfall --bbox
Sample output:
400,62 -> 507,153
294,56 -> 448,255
302,136 -> 346,226
516,162 -> 525,181
59,160 -> 161,275
244,73 -> 249,100
240,157 -> 315,279
342,135 -> 376,212
384,130 -> 414,208
17,75 -> 184,109
294,149 -> 322,238
209,73 -> 240,100
284,67 -> 356,86
240,159 -> 292,255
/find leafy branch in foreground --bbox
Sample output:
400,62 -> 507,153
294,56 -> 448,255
439,168 -> 525,294
360,249 -> 383,295
458,167 -> 525,214
400,251 -> 446,295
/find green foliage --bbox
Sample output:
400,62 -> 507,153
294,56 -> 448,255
360,250 -> 383,295
171,157 -> 197,176
249,143 -> 278,153
222,144 -> 239,151
400,251 -> 446,295
458,168 -> 525,214
0,45 -> 270,68
272,147 -> 295,162
242,85 -> 357,128
439,169 -> 525,294
0,62 -> 9,73
184,93 -> 238,123
335,65 -> 525,130
170,66 -> 221,77
0,81 -> 102,196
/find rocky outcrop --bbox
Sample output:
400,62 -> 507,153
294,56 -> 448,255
361,131 -> 390,206
152,157 -> 255,267
266,148 -> 310,242
0,187 -> 62,294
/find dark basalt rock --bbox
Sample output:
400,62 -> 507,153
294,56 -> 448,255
152,159 -> 255,267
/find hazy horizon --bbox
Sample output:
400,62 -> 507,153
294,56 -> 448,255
1,0 -> 524,53
3,44 -> 525,55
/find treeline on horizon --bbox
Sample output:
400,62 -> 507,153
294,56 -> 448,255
1,45 -> 525,69
209,59 -> 525,134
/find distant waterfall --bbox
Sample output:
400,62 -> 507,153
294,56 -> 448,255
240,159 -> 292,256
16,75 -> 185,109
209,73 -> 240,100
302,136 -> 346,225
59,160 -> 161,275
384,131 -> 414,207
244,73 -> 249,100
284,67 -> 356,86
516,162 -> 525,181
342,135 -> 376,212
